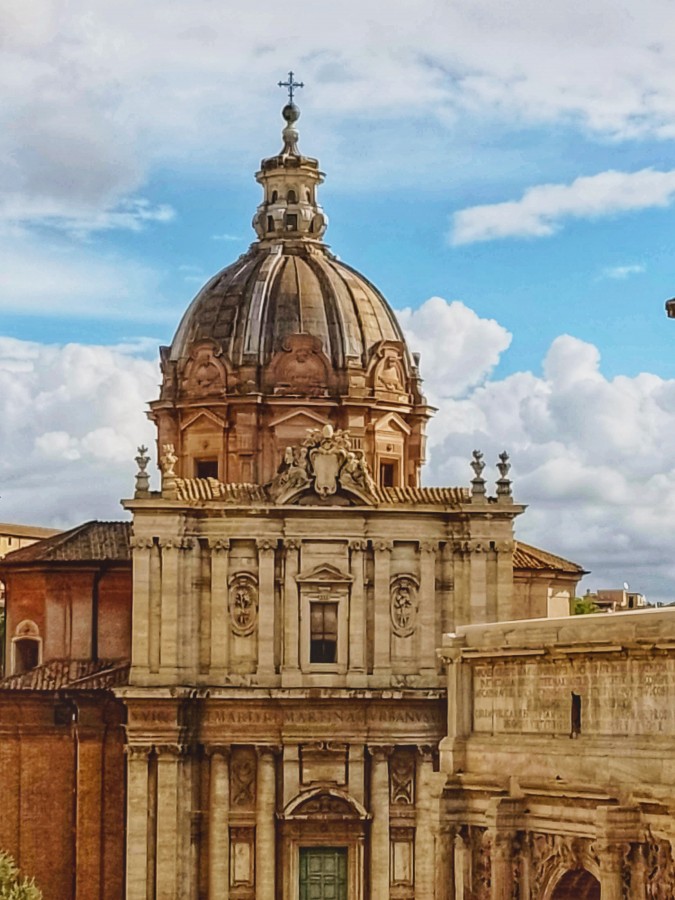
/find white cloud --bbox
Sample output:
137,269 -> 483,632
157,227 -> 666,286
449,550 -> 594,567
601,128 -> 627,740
600,263 -> 645,280
399,302 -> 675,605
4,0 -> 675,233
451,168 -> 675,244
0,336 -> 158,525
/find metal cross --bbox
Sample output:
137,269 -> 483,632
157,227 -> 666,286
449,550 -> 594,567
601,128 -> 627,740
278,70 -> 304,105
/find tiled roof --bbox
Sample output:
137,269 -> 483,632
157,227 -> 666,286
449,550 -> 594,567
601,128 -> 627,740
0,658 -> 130,691
175,478 -> 469,507
514,541 -> 587,575
0,522 -> 61,540
0,521 -> 131,564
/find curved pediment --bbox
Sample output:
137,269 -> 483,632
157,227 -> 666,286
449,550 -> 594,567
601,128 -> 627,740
283,788 -> 369,821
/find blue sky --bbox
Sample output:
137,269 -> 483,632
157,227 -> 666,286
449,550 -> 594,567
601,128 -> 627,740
4,0 -> 675,601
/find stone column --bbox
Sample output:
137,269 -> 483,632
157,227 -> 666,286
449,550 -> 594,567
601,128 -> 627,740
208,746 -> 230,899
282,540 -> 301,684
125,745 -> 152,900
368,746 -> 391,900
373,542 -> 393,679
496,540 -> 515,622
348,540 -> 367,682
415,747 -> 436,897
419,542 -> 437,676
159,539 -> 180,675
210,540 -> 231,677
156,744 -> 182,900
490,833 -> 515,900
597,843 -> 626,900
439,638 -> 469,775
436,825 -> 456,900
467,541 -> 488,624
130,538 -> 153,677
256,541 -> 276,678
255,747 -> 277,900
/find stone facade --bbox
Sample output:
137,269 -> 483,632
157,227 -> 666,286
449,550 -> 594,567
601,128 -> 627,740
439,608 -> 675,899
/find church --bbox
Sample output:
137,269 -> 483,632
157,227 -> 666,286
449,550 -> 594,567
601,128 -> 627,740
0,89 -> 608,900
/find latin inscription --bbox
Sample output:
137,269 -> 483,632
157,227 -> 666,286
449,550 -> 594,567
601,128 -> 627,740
472,658 -> 675,736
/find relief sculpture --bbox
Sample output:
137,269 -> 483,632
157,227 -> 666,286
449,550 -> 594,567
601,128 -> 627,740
230,748 -> 257,808
390,749 -> 415,805
390,575 -> 419,637
645,830 -> 675,899
228,573 -> 258,636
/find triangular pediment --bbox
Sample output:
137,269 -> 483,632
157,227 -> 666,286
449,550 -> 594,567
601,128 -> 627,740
180,409 -> 227,431
296,562 -> 353,584
374,411 -> 411,435
269,408 -> 328,429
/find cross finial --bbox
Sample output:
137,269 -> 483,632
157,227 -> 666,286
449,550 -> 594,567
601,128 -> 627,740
278,70 -> 304,105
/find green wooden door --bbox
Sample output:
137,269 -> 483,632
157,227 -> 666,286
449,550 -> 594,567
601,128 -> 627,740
299,847 -> 348,900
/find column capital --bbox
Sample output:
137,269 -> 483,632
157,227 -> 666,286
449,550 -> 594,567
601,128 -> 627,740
209,538 -> 231,553
158,537 -> 179,550
256,538 -> 277,553
349,539 -> 368,552
255,744 -> 282,759
418,541 -> 438,554
367,744 -> 394,760
130,536 -> 154,551
283,538 -> 302,551
125,743 -> 152,760
416,744 -> 435,762
155,743 -> 184,758
372,540 -> 393,554
595,840 -> 630,869
205,744 -> 231,759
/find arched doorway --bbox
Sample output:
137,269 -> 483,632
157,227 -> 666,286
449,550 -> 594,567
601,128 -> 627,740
551,868 -> 601,900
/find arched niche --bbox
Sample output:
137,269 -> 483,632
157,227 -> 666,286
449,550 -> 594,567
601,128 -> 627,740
12,620 -> 42,675
550,868 -> 600,900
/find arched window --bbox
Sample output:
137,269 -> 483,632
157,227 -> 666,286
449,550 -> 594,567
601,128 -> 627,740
12,620 -> 41,675
271,190 -> 278,202
287,189 -> 297,204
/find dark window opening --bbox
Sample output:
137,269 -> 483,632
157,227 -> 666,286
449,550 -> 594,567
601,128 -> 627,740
285,213 -> 298,230
310,602 -> 338,664
287,189 -> 297,203
267,215 -> 274,232
380,461 -> 396,488
271,190 -> 278,202
195,459 -> 219,479
571,692 -> 582,738
14,639 -> 39,675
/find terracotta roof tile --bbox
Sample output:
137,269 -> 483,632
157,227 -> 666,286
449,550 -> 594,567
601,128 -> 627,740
514,541 -> 587,575
0,658 -> 130,691
1,521 -> 131,564
175,479 -> 469,507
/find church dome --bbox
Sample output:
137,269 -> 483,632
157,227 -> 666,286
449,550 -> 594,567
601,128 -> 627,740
169,243 -> 407,370
152,92 -> 431,490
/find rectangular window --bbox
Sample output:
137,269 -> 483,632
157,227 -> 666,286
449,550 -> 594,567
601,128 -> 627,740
310,602 -> 338,664
195,459 -> 219,479
380,461 -> 396,488
571,692 -> 582,738
285,213 -> 298,230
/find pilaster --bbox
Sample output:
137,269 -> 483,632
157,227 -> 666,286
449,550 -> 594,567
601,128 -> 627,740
155,744 -> 182,900
373,542 -> 393,680
159,539 -> 180,675
368,745 -> 391,900
210,540 -> 231,676
207,746 -> 230,899
347,540 -> 367,684
419,541 -> 437,675
256,540 -> 277,678
126,744 -> 152,900
281,539 -> 301,685
130,537 -> 153,679
255,746 -> 277,900
414,746 -> 436,897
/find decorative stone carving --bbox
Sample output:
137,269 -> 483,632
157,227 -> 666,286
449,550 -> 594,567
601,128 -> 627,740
390,575 -> 419,637
209,538 -> 230,553
293,793 -> 357,819
230,748 -> 256,808
645,830 -> 675,899
371,343 -> 407,397
160,443 -> 177,478
470,826 -> 492,900
496,450 -> 513,497
130,536 -> 154,550
134,445 -> 150,497
268,333 -> 330,396
390,749 -> 415,805
228,573 -> 258,636
471,448 -> 486,497
182,341 -> 226,396
531,833 -> 596,898
269,425 -> 376,504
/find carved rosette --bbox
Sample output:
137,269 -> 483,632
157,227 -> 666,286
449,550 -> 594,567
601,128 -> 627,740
228,573 -> 259,636
390,574 -> 419,637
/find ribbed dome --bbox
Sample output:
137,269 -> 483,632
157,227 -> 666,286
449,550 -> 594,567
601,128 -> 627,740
170,243 -> 407,369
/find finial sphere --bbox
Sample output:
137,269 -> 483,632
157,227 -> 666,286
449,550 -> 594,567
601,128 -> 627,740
282,103 -> 300,124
